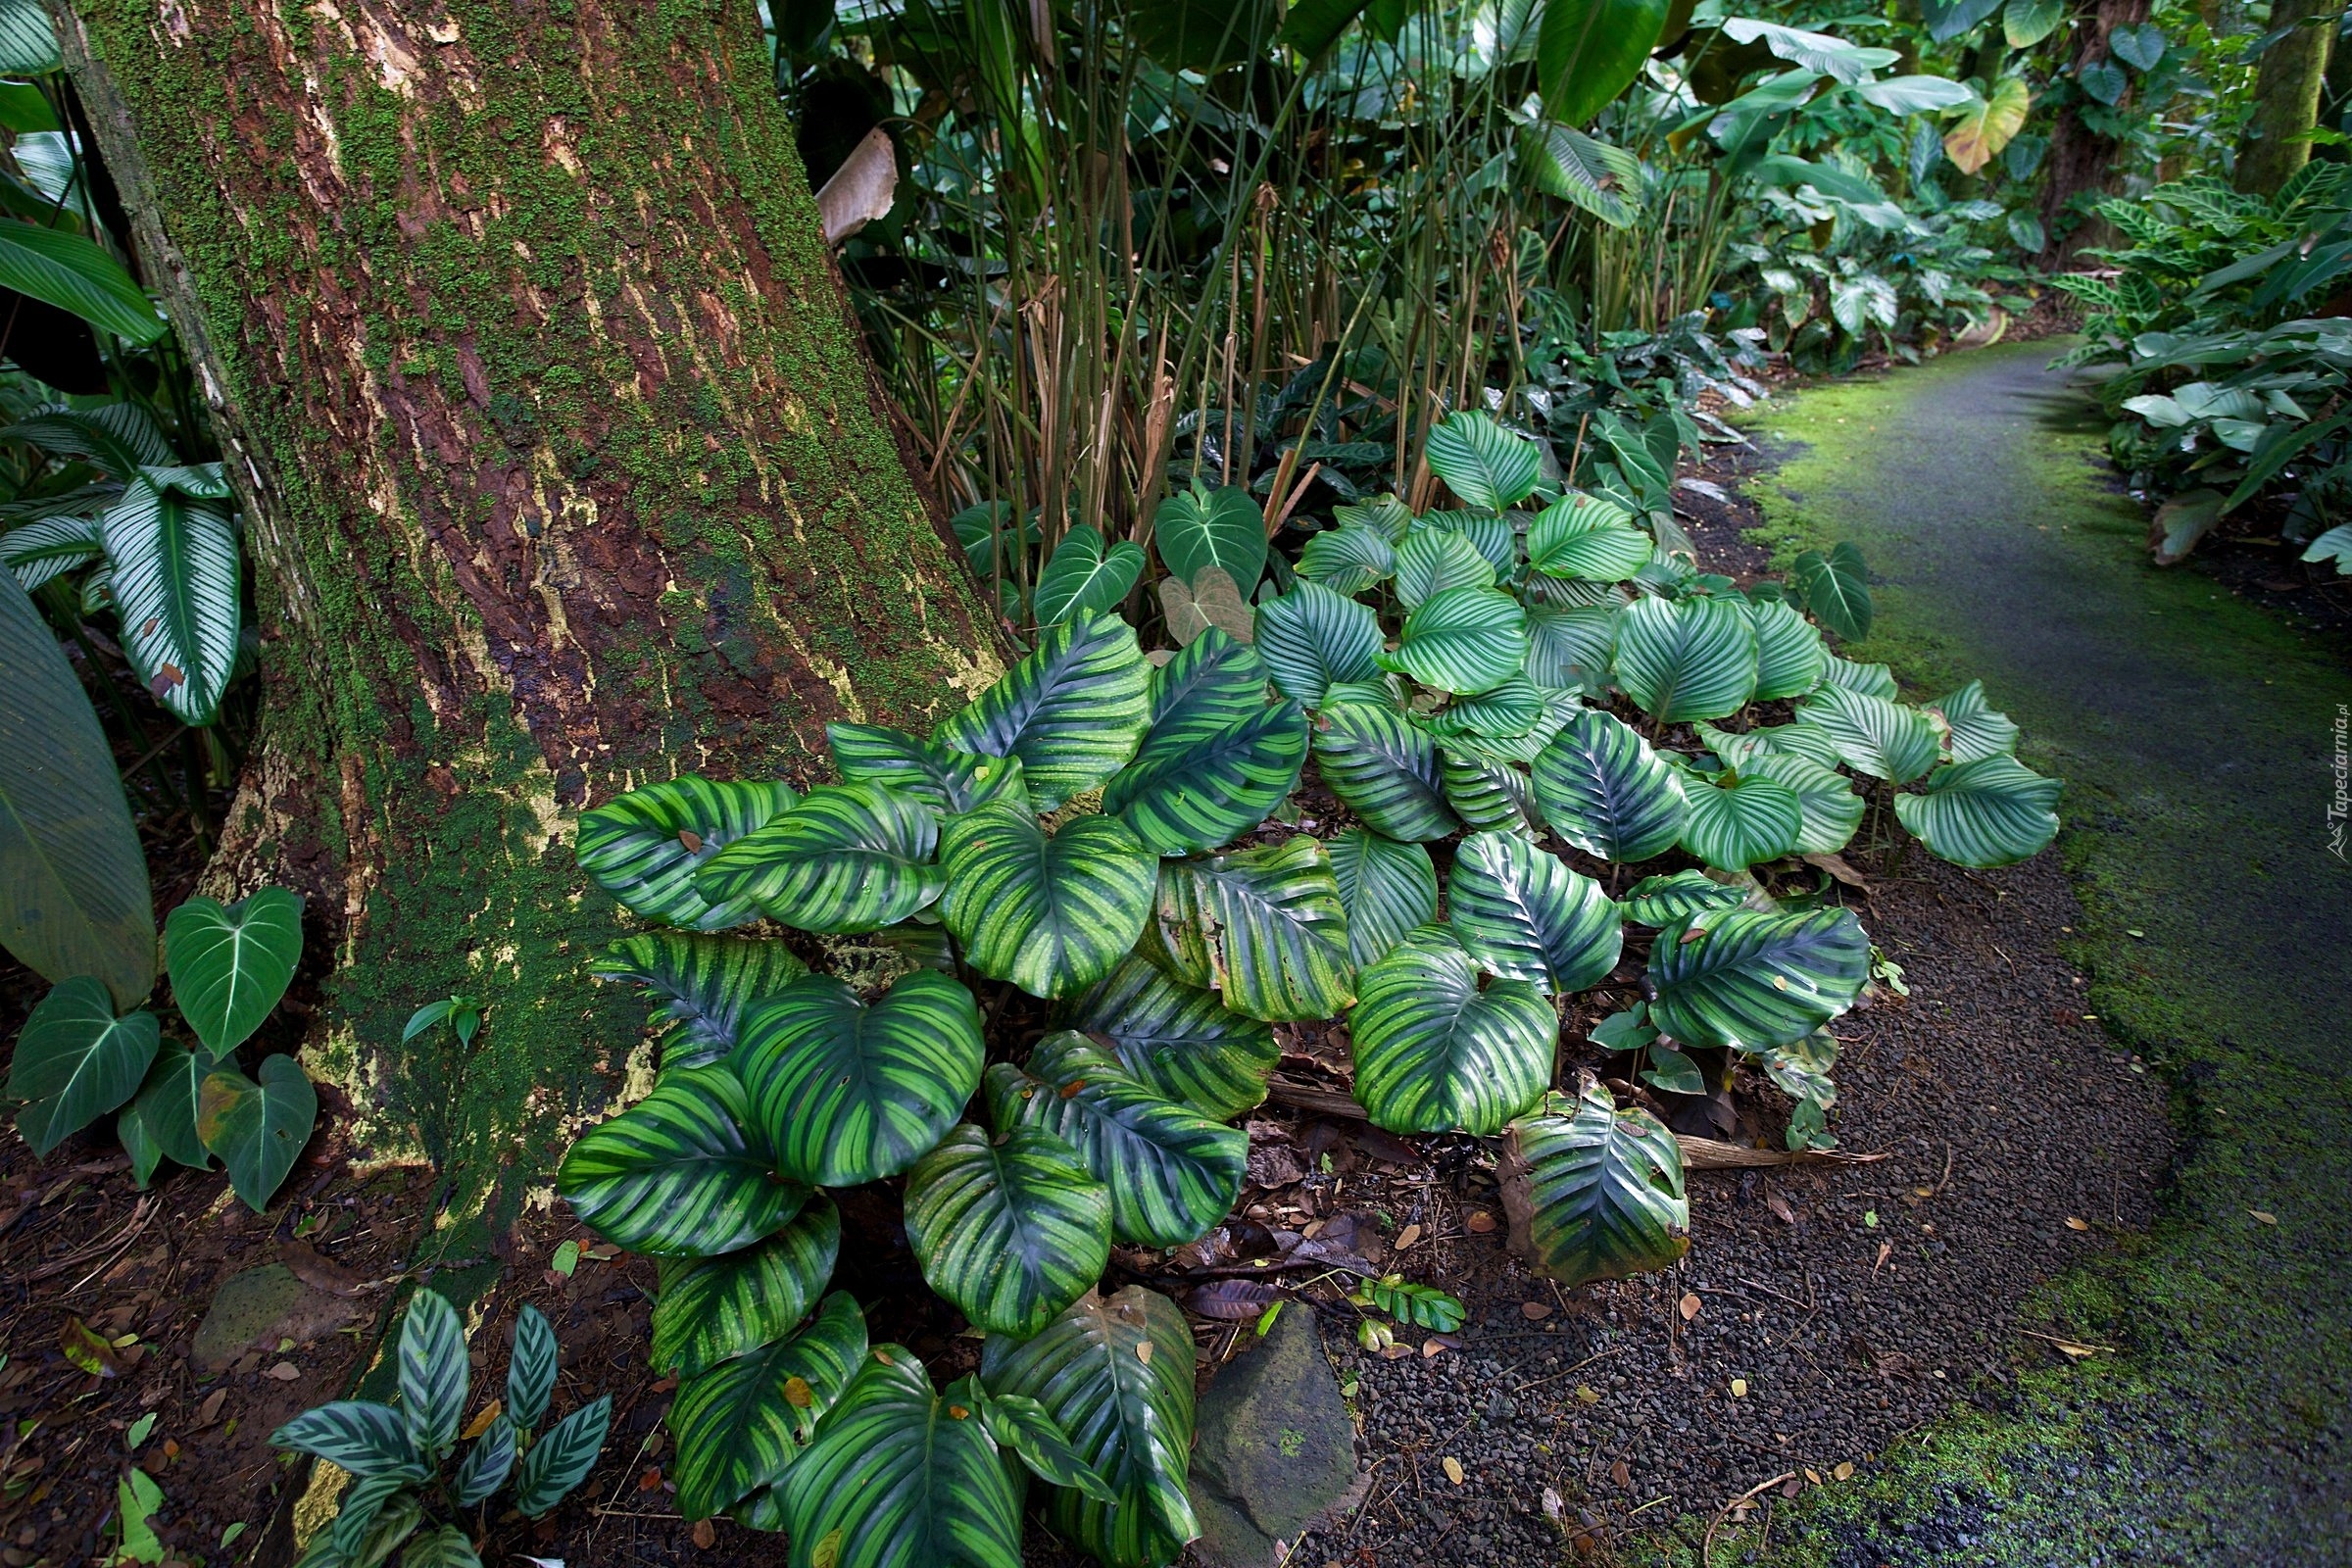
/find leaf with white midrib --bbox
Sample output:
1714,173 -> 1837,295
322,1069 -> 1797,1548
102,478 -> 239,724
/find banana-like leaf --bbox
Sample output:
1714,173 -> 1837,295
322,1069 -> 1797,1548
1796,685 -> 1938,784
1647,907 -> 1870,1051
739,970 -> 984,1186
940,806 -> 1158,998
396,1291 -> 467,1455
1500,1078 -> 1688,1289
1818,655 -> 1897,700
163,886 -> 302,1058
128,1039 -> 209,1170
1789,543 -> 1872,641
1394,527 -> 1495,609
1152,485 -> 1267,593
8,977 -> 157,1155
1107,699 -> 1307,858
653,1200 -> 841,1378
934,612 -> 1151,810
1677,771 -> 1803,869
1325,827 -> 1439,968
1612,594 -> 1757,723
1519,122 -> 1641,227
670,1291 -> 865,1524
589,932 -> 808,1070
1423,412 -> 1542,513
980,1288 -> 1199,1568
1746,598 -> 1828,700
1622,869 -> 1746,927
195,1054 -> 315,1211
1538,0 -> 1672,125
1740,753 -> 1864,855
1255,581 -> 1383,706
1438,745 -> 1544,836
577,775 -> 798,930
1922,679 -> 2019,763
695,782 -> 944,934
1310,703 -> 1458,842
1530,708 -> 1687,862
1296,524 -> 1396,595
1527,493 -> 1652,580
556,1064 -> 808,1257
905,1124 -> 1112,1337
1138,835 -> 1355,1021
1034,525 -> 1146,628
0,220 -> 166,345
1446,831 -> 1622,994
826,723 -> 1032,816
1894,756 -> 2061,867
1383,585 -> 1528,696
989,1036 -> 1246,1248
1524,601 -> 1621,696
103,479 -> 238,724
1349,927 -> 1556,1135
1068,956 -> 1278,1120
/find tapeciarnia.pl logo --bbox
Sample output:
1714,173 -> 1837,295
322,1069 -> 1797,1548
2331,704 -> 2348,861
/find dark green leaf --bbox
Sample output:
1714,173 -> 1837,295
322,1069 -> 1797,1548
1138,835 -> 1355,1021
1538,0 -> 1672,125
826,724 -> 1032,816
979,1392 -> 1118,1501
940,806 -> 1158,998
1152,485 -> 1267,592
1894,756 -> 2061,867
590,932 -> 808,1070
1034,526 -> 1147,628
1622,870 -> 1746,928
653,1200 -> 841,1378
1394,527 -> 1495,610
1383,585 -> 1529,696
1446,830 -> 1623,994
1256,582 -> 1384,707
1423,413 -> 1542,513
507,1305 -> 559,1434
1501,1078 -> 1688,1288
1740,753 -> 1864,855
694,782 -> 944,934
451,1419 -> 514,1506
127,1039 -> 208,1170
906,1125 -> 1112,1337
508,1396 -> 611,1516
1348,928 -> 1556,1135
1527,493 -> 1652,580
195,1054 -> 315,1211
1795,686 -> 1938,783
1530,709 -> 1687,862
1612,594 -> 1757,723
1107,679 -> 1307,858
164,887 -> 302,1057
934,612 -> 1152,810
101,480 -> 239,724
1647,907 -> 1871,1051
8,978 -> 157,1155
1296,524 -> 1396,595
0,220 -> 165,344
1311,703 -> 1458,842
1523,601 -> 1621,697
1789,543 -> 1872,641
395,1290 -> 467,1455
669,1292 -> 866,1523
270,1402 -> 427,1483
1438,745 -> 1544,836
1326,827 -> 1439,968
1068,956 -> 1278,1121
1677,771 -> 1804,869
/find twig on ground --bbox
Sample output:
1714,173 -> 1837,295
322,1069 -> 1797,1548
1701,1472 -> 1796,1567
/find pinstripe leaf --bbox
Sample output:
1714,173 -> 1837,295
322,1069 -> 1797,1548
1647,907 -> 1870,1051
1677,771 -> 1804,869
1138,835 -> 1354,1021
1740,753 -> 1864,855
1794,685 -> 1938,783
1530,709 -> 1686,862
826,724 -> 1032,816
1255,581 -> 1383,707
1348,928 -> 1555,1135
396,1290 -> 467,1455
1422,510 -> 1517,573
653,1200 -> 841,1378
1295,524 -> 1395,595
1310,703 -> 1457,842
739,971 -> 984,1187
1326,828 -> 1437,968
163,886 -> 302,1058
556,1064 -> 808,1258
102,478 -> 238,724
1500,1077 -> 1689,1289
696,783 -> 944,934
669,1291 -> 866,1524
590,932 -> 808,1070
1893,756 -> 2061,867
980,1392 -> 1117,1500
1819,655 -> 1897,700
0,511 -> 103,590
1747,598 -> 1828,701
1612,594 -> 1757,724
1437,745 -> 1543,835
1622,870 -> 1745,928
1422,678 -> 1545,741
1424,412 -> 1542,512
578,775 -> 799,930
0,405 -> 173,480
1923,680 -> 2019,764
905,1124 -> 1111,1337
1524,601 -> 1621,696
939,807 -> 1157,998
933,612 -> 1151,810
1527,493 -> 1653,580
1067,956 -> 1277,1120
1446,831 -> 1622,995
1394,527 -> 1495,609
1382,585 -> 1528,695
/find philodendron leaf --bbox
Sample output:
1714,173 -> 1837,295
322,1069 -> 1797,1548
1394,526 -> 1495,610
980,1288 -> 1200,1568
396,1290 -> 467,1456
1424,412 -> 1542,513
1348,927 -> 1557,1136
694,782 -> 944,934
652,1200 -> 841,1378
905,1124 -> 1113,1338
1138,835 -> 1355,1021
1255,581 -> 1384,707
556,1064 -> 808,1257
825,723 -> 1032,817
1158,564 -> 1255,646
127,1040 -> 210,1170
739,970 -> 984,1187
940,806 -> 1159,999
1746,598 -> 1828,701
1152,484 -> 1267,594
1033,525 -> 1147,628
1622,870 -> 1747,928
1500,1077 -> 1689,1289
1647,907 -> 1871,1052
164,886 -> 303,1058
195,1054 -> 315,1211
1068,956 -> 1278,1121
670,1291 -> 866,1524
1740,753 -> 1865,856
508,1395 -> 612,1516
589,932 -> 808,1070
1446,831 -> 1622,994
1894,756 -> 2062,867
1382,585 -> 1529,695
1790,542 -> 1872,641
1612,593 -> 1757,724
577,775 -> 798,930
1796,685 -> 1938,783
1922,679 -> 2019,763
935,611 -> 1152,810
7,978 -> 158,1155
1530,708 -> 1687,862
1527,493 -> 1653,580
1677,771 -> 1804,870
1310,703 -> 1458,842
1326,827 -> 1439,968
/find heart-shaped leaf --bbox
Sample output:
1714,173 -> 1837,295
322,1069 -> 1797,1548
1139,835 -> 1355,1021
195,1054 -> 316,1211
1311,703 -> 1458,842
1384,585 -> 1528,695
1424,412 -> 1542,513
739,970 -> 984,1186
653,1200 -> 841,1378
1677,771 -> 1804,869
1524,601 -> 1621,696
1327,827 -> 1439,968
7,978 -> 157,1155
397,1290 -> 468,1455
1152,485 -> 1267,593
164,886 -> 303,1057
1528,493 -> 1653,580
669,1292 -> 867,1525
1348,928 -> 1556,1135
939,807 -> 1158,999
1068,956 -> 1278,1120
1894,756 -> 2062,867
589,933 -> 808,1070
1394,527 -> 1495,610
1740,753 -> 1865,855
906,1124 -> 1112,1337
1034,525 -> 1147,628
1647,907 -> 1871,1051
2108,21 -> 2164,70
1296,524 -> 1396,595
934,612 -> 1151,810
1157,564 -> 1255,646
694,783 -> 944,934
1256,581 -> 1383,706
1612,594 -> 1757,723
1622,870 -> 1747,928
1531,709 -> 1687,862
557,1064 -> 808,1257
1923,679 -> 2019,763
826,724 -> 1032,816
1789,542 -> 1873,641
577,775 -> 799,930
1746,598 -> 1828,701
1796,685 -> 1938,783
1446,831 -> 1623,994
1500,1077 -> 1689,1289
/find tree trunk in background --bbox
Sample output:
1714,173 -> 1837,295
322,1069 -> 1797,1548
2235,0 -> 2339,195
53,0 -> 1006,1223
2037,0 -> 2152,268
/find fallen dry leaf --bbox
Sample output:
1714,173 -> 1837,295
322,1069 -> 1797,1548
1730,1378 -> 1748,1397
1781,1476 -> 1803,1498
2249,1210 -> 2278,1226
2065,1216 -> 2089,1232
1768,1193 -> 1796,1224
1442,1456 -> 1465,1485
461,1400 -> 504,1441
638,1466 -> 663,1493
265,1361 -> 301,1381
1575,1385 -> 1601,1405
1394,1222 -> 1422,1250
1610,1459 -> 1631,1489
1379,1343 -> 1414,1359
1804,1468 -> 1822,1485
1679,1293 -> 1701,1321
1465,1210 -> 1496,1234
197,1390 -> 226,1427
2052,1340 -> 2101,1359
1834,1461 -> 1856,1481
691,1520 -> 716,1550
1873,1241 -> 1893,1272
1520,1299 -> 1551,1320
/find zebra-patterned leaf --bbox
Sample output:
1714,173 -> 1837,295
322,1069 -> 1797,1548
934,612 -> 1152,810
1446,831 -> 1622,995
1034,526 -> 1147,628
694,783 -> 944,934
1524,602 -> 1620,696
1138,835 -> 1354,1021
1394,527 -> 1495,610
396,1290 -> 467,1455
939,807 -> 1158,999
269,1401 -> 427,1482
1327,827 -> 1438,968
1677,771 -> 1804,870
1296,524 -> 1396,595
1349,927 -> 1556,1135
509,1396 -> 612,1516
1795,685 -> 1938,783
1422,510 -> 1516,573
578,775 -> 798,930
826,724 -> 1032,816
653,1200 -> 841,1378
1623,869 -> 1747,927
507,1305 -> 559,1433
1746,598 -> 1828,701
1383,585 -> 1528,695
739,970 -> 984,1187
1530,709 -> 1686,862
1256,582 -> 1383,707
1740,753 -> 1864,855
0,510 -> 102,590
906,1124 -> 1112,1337
1647,907 -> 1871,1052
1438,746 -> 1543,835
670,1292 -> 866,1524
1611,594 -> 1757,724
1893,756 -> 2061,867
1068,956 -> 1278,1120
452,1418 -> 515,1506
103,479 -> 239,724
1424,412 -> 1542,513
988,1036 -> 1246,1248
980,1288 -> 1199,1568
1106,700 -> 1308,857
1310,703 -> 1457,842
590,933 -> 808,1070
556,1064 -> 807,1258
332,1476 -> 416,1561
1500,1077 -> 1689,1289
1923,679 -> 2019,763
1422,678 -> 1544,740
1527,493 -> 1653,580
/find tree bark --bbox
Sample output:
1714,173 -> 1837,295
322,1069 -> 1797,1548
2037,0 -> 2152,269
52,0 -> 1007,1217
2236,0 -> 2340,195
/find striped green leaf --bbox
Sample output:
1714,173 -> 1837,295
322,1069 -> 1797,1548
1500,1078 -> 1688,1289
163,886 -> 301,1058
1152,485 -> 1267,593
1677,772 -> 1803,869
1138,835 -> 1355,1021
1530,709 -> 1686,862
1623,869 -> 1746,927
695,783 -> 943,934
988,1036 -> 1246,1248
0,1 -> 59,73
653,1200 -> 841,1378
270,1401 -> 427,1483
0,510 -> 104,590
8,977 -> 157,1155
1790,542 -> 1872,641
1438,745 -> 1543,835
739,971 -> 984,1186
0,404 -> 172,479
1747,715 -> 1845,767
1746,598 -> 1828,700
826,724 -> 1031,817
1383,585 -> 1528,695
939,807 -> 1157,998
557,1064 -> 807,1258
980,1392 -> 1117,1500
1795,685 -> 1938,783
1395,527 -> 1495,609
1143,628 -> 1270,732
1527,494 -> 1652,580
1034,525 -> 1146,628
508,1305 -> 559,1433
1423,511 -> 1517,573
1068,956 -> 1278,1120
102,479 -> 238,723
980,1288 -> 1199,1568
1311,703 -> 1457,841
1647,907 -> 1871,1051
1446,831 -> 1622,994
1923,679 -> 2019,763
1296,524 -> 1396,595
452,1420 -> 515,1506
1327,828 -> 1438,967
1819,655 -> 1897,700
0,220 -> 165,346
393,1291 -> 466,1459
1612,594 -> 1757,724
1424,412 -> 1542,513
1894,756 -> 2062,867
1741,753 -> 1864,855
670,1291 -> 865,1525
934,612 -> 1152,810
194,1054 -> 316,1213
1423,678 -> 1544,740
590,933 -> 808,1070
1524,601 -> 1620,696
1350,928 -> 1555,1135
331,1476 -> 419,1559
510,1396 -> 610,1516
906,1125 -> 1112,1337
1256,582 -> 1383,707
578,775 -> 798,930
1333,493 -> 1413,541
1106,698 -> 1308,857
402,1521 -> 486,1568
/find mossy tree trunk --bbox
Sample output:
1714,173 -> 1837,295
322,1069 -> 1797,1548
2036,0 -> 2151,269
2235,0 -> 2338,196
52,0 -> 1006,1222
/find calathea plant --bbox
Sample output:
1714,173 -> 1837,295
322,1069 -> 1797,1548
271,1291 -> 611,1568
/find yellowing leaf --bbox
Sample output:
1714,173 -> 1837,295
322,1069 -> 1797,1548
1395,1222 -> 1422,1250
1834,1460 -> 1855,1481
1730,1377 -> 1748,1397
2065,1216 -> 2089,1231
1944,77 -> 2031,174
783,1376 -> 815,1408
2249,1209 -> 2278,1226
461,1399 -> 504,1441
1575,1384 -> 1601,1404
1442,1456 -> 1465,1485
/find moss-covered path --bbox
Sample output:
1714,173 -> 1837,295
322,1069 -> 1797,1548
1733,341 -> 2351,1563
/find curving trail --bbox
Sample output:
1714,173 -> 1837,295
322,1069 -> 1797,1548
1739,340 -> 2352,1563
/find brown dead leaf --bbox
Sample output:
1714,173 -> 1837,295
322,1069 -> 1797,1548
677,829 -> 704,854
1379,1342 -> 1414,1359
1804,1468 -> 1822,1485
196,1390 -> 226,1427
60,1318 -> 121,1378
278,1242 -> 365,1298
638,1467 -> 664,1493
1781,1476 -> 1804,1498
691,1519 -> 716,1550
1834,1461 -> 1856,1481
1610,1459 -> 1631,1489
1394,1222 -> 1422,1250
1873,1241 -> 1892,1273
1768,1193 -> 1796,1224
814,126 -> 899,243
2249,1209 -> 2278,1226
1678,1293 -> 1701,1321
1730,1378 -> 1748,1397
265,1361 -> 301,1381
1801,851 -> 1868,889
2065,1216 -> 2089,1232
1574,1385 -> 1601,1405
1520,1300 -> 1551,1320
461,1400 -> 504,1441
782,1376 -> 814,1408
1465,1210 -> 1496,1234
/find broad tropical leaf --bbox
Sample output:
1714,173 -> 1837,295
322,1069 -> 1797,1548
163,886 -> 302,1058
1140,627 -> 1269,736
0,0 -> 60,74
1068,956 -> 1278,1120
1255,581 -> 1383,706
1796,685 -> 1938,783
826,724 -> 1031,816
577,775 -> 798,930
1819,655 -> 1897,700
1500,1078 -> 1688,1289
0,220 -> 166,346
1423,678 -> 1544,741
1326,827 -> 1439,967
1423,413 -> 1542,513
0,511 -> 103,589
1423,511 -> 1516,574
1538,0 -> 1672,124
1138,835 -> 1355,1020
934,612 -> 1152,810
694,783 -> 944,934
1923,679 -> 2019,763
1523,601 -> 1620,695
1106,699 -> 1307,857
905,1125 -> 1112,1337
1152,485 -> 1267,593
1394,527 -> 1495,609
1296,524 -> 1396,595
195,1054 -> 316,1211
1530,709 -> 1686,861
508,1396 -> 612,1516
1438,745 -> 1544,835
556,1064 -> 808,1257
1033,525 -> 1146,627
331,1476 -> 419,1561
102,479 -> 238,724
1746,598 -> 1828,701
396,1291 -> 467,1455
1647,907 -> 1870,1051
589,932 -> 808,1070
670,1292 -> 866,1524
1349,928 -> 1556,1135
1612,594 -> 1756,723
128,1039 -> 209,1170
1944,75 -> 2032,174
1740,753 -> 1864,855
653,1200 -> 841,1378
1383,585 -> 1528,695
270,1401 -> 427,1483
0,404 -> 173,480
1677,772 -> 1804,869
1622,870 -> 1745,927
939,807 -> 1158,998
8,977 -> 157,1155
739,971 -> 985,1186
1894,756 -> 2062,867
1310,703 -> 1457,842
980,1393 -> 1118,1500
1520,122 -> 1641,227
1447,834 -> 1621,996
1789,543 -> 1873,641
1527,494 -> 1652,580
